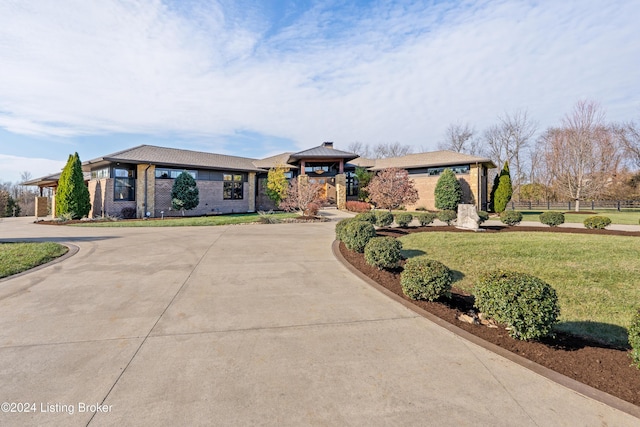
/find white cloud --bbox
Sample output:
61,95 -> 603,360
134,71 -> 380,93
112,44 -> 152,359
0,0 -> 638,154
0,154 -> 66,184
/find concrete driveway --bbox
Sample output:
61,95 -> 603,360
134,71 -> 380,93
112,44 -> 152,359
0,214 -> 638,426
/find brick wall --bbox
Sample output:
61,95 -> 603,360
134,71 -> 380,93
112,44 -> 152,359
88,179 -> 136,218
154,180 -> 251,217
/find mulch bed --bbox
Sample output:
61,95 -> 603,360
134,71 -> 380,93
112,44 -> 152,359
338,224 -> 640,407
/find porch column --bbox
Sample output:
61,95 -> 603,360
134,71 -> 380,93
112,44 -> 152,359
335,173 -> 346,210
248,172 -> 256,212
300,160 -> 306,175
339,160 -> 344,173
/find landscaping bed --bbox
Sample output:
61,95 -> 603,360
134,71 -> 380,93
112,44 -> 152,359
338,225 -> 640,407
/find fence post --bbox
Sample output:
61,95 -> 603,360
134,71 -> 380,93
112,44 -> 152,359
591,201 -> 594,210
568,201 -> 571,211
617,201 -> 621,211
547,200 -> 550,210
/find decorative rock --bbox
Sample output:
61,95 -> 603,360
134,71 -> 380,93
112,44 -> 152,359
456,204 -> 480,230
457,313 -> 480,324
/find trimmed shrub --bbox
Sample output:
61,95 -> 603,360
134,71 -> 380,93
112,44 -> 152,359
629,308 -> 640,369
345,201 -> 371,213
354,211 -> 377,224
374,210 -> 394,227
540,211 -> 565,227
415,212 -> 437,226
474,270 -> 560,340
395,212 -> 414,228
477,210 -> 489,225
437,210 -> 457,225
335,218 -> 354,241
434,169 -> 462,210
121,207 -> 136,219
583,216 -> 611,229
364,237 -> 403,270
401,257 -> 452,301
304,202 -> 320,216
342,220 -> 377,253
500,210 -> 523,226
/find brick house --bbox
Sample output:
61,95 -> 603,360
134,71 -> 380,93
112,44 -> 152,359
25,143 -> 495,217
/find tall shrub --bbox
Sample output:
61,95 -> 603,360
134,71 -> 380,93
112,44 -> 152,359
266,165 -> 289,206
56,152 -> 91,219
434,168 -> 462,210
355,167 -> 374,202
492,161 -> 513,213
171,171 -> 200,215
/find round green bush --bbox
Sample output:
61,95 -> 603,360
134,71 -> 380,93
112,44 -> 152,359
342,220 -> 377,253
364,237 -> 403,270
500,210 -> 523,226
414,212 -> 437,226
401,257 -> 452,301
374,210 -> 394,227
437,210 -> 457,225
335,218 -> 354,241
395,212 -> 414,228
583,216 -> 611,229
354,211 -> 377,224
539,211 -> 565,227
477,210 -> 489,225
629,308 -> 640,370
474,270 -> 560,340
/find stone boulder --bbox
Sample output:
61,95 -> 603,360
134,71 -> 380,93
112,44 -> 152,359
456,204 -> 480,230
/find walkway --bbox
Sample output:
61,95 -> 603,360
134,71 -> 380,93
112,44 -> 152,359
0,214 -> 637,426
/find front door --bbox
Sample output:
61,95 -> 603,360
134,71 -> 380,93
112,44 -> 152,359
309,178 -> 327,199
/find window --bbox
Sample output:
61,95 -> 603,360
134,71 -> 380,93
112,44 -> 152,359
223,174 -> 243,199
91,168 -> 109,180
304,164 -> 330,174
114,177 -> 135,201
284,171 -> 293,179
426,165 -> 470,176
114,168 -> 135,178
155,169 -> 197,179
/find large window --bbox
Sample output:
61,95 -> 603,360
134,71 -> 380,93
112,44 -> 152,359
223,174 -> 243,199
114,168 -> 135,201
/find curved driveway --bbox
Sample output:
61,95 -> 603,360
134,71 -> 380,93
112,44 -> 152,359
0,214 -> 638,426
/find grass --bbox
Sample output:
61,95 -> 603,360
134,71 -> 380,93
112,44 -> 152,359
398,232 -> 640,346
0,242 -> 68,279
518,209 -> 640,225
70,212 -> 299,227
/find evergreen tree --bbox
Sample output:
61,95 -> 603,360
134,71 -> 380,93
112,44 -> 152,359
266,165 -> 288,206
171,171 -> 199,215
434,168 -> 462,210
493,161 -> 513,213
355,167 -> 374,201
4,195 -> 20,217
56,152 -> 91,219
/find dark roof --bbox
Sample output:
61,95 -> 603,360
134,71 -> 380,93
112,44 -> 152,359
369,151 -> 496,170
22,171 -> 91,187
83,145 -> 264,172
252,152 -> 297,169
289,143 -> 358,161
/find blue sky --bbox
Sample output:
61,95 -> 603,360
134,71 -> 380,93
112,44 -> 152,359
1,0 -> 639,183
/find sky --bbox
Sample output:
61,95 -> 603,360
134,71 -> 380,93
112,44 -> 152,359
1,0 -> 639,183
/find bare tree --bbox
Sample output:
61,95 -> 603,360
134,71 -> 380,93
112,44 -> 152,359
438,122 -> 477,154
346,141 -> 372,158
365,167 -> 419,210
481,110 -> 537,200
618,121 -> 640,167
345,142 -> 413,159
541,100 -> 622,211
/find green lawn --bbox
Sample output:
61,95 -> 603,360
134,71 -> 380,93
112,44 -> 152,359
398,232 -> 640,346
518,209 -> 640,225
0,242 -> 68,279
71,212 -> 298,227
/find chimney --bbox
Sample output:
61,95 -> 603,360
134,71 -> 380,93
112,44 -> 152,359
322,142 -> 334,149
